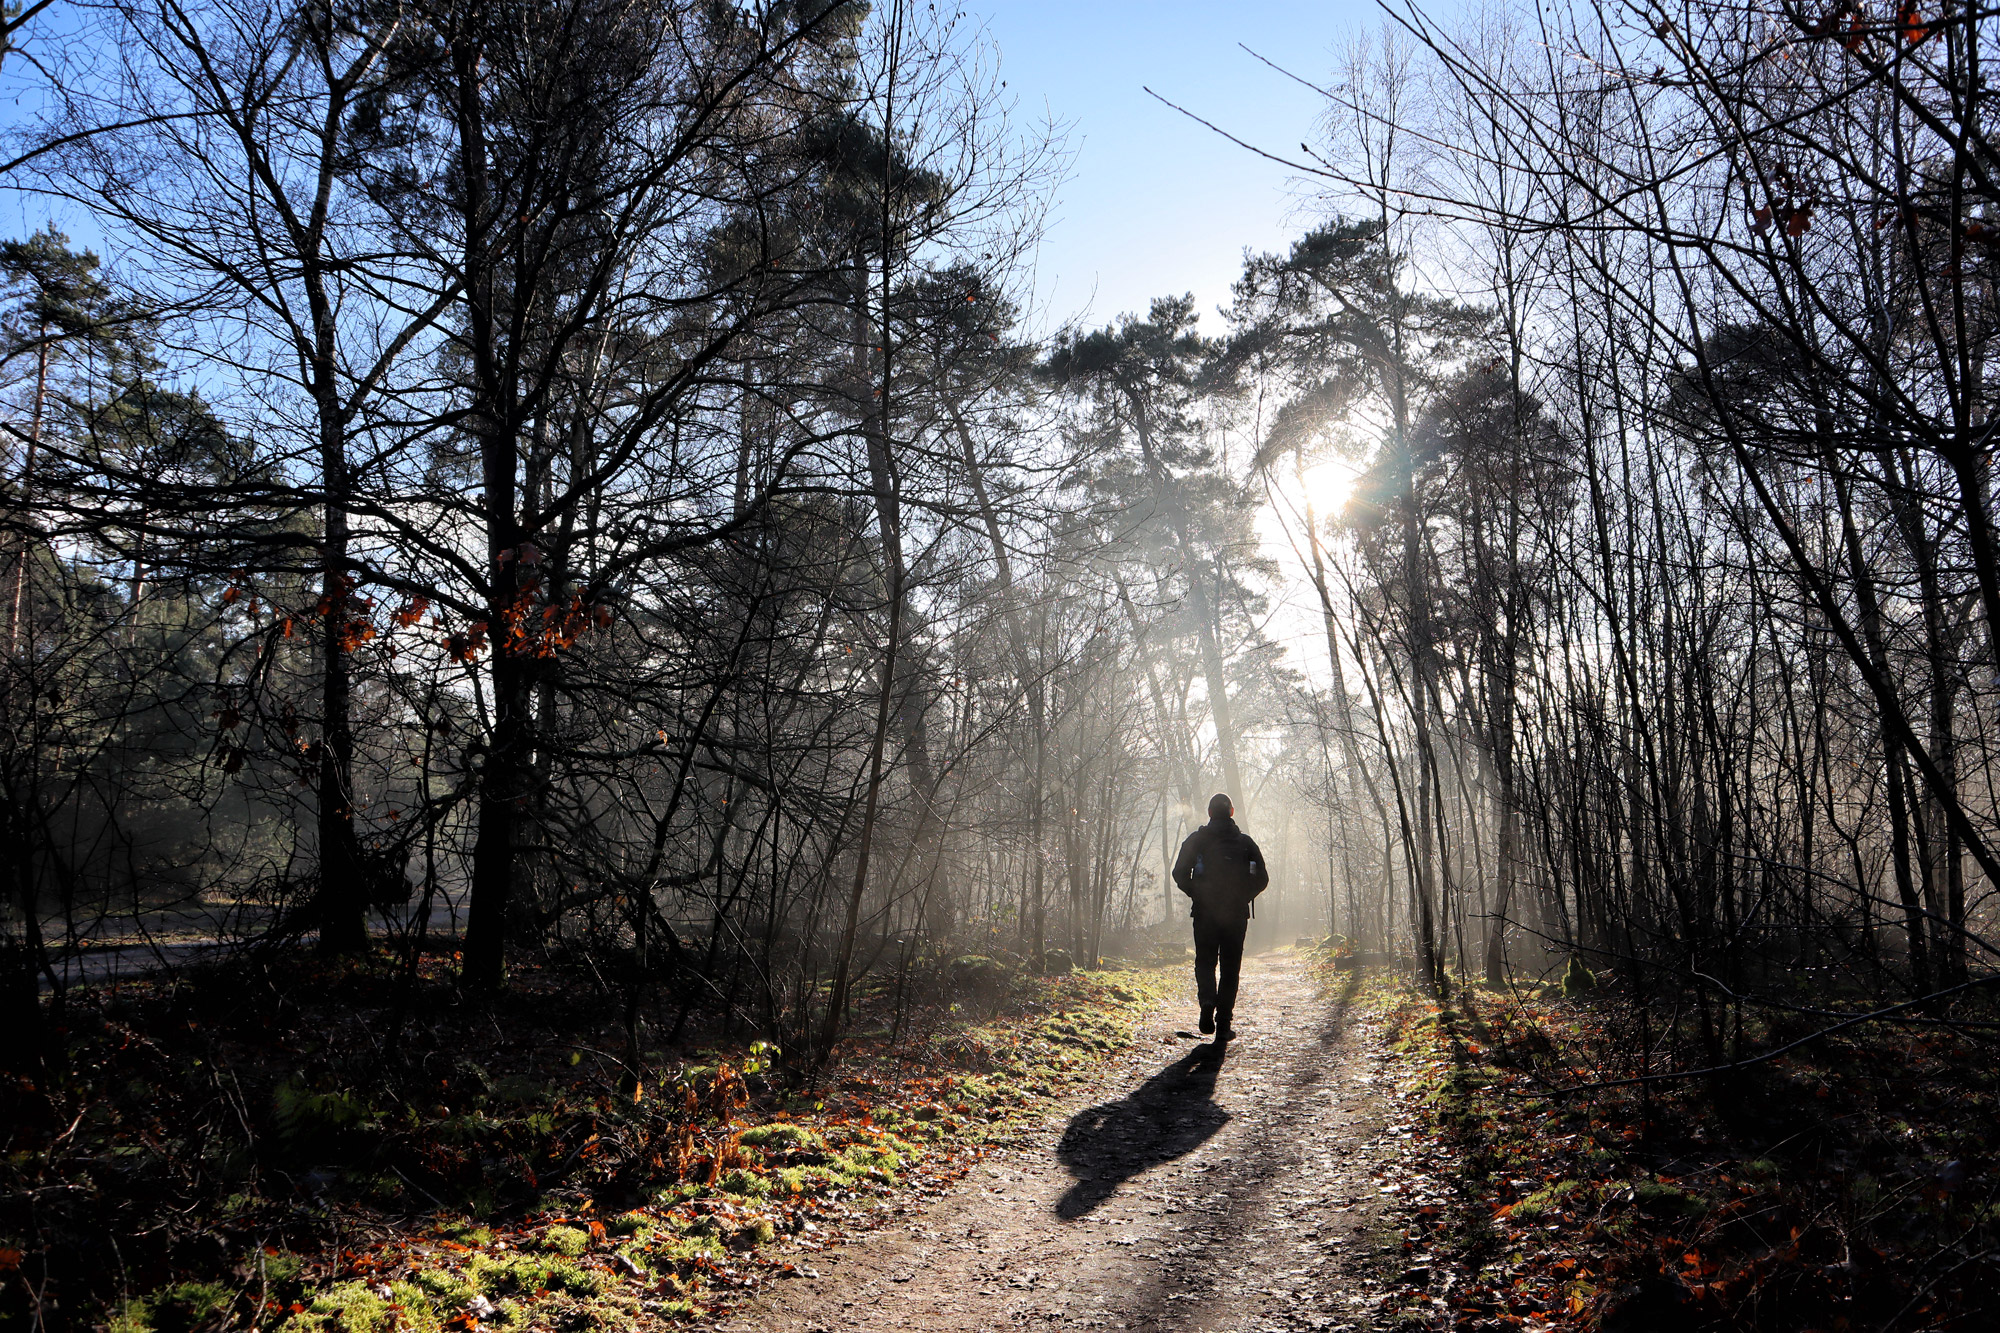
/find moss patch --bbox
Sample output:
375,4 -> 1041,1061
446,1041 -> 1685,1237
736,1123 -> 824,1153
535,1224 -> 590,1257
110,1283 -> 235,1333
1510,1179 -> 1586,1221
467,1252 -> 601,1298
279,1282 -> 441,1333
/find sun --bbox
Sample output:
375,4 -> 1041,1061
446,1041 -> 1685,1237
1299,459 -> 1360,518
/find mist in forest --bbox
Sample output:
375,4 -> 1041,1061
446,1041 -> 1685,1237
0,0 -> 1993,1064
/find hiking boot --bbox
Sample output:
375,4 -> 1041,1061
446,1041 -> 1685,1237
1198,1008 -> 1215,1034
1214,1012 -> 1235,1041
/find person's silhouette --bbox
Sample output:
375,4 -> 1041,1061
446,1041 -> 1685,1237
1171,793 -> 1269,1039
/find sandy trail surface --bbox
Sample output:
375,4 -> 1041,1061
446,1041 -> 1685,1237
718,950 -> 1397,1332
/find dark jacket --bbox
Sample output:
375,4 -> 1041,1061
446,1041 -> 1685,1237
1172,817 -> 1270,921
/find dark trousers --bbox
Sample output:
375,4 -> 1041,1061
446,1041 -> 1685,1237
1193,913 -> 1249,1018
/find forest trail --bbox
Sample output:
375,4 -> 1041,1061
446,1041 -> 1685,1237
720,951 -> 1396,1333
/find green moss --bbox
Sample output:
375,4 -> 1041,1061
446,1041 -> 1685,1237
643,1233 -> 723,1267
260,1251 -> 308,1287
605,1211 -> 651,1237
724,1217 -> 777,1248
440,1221 -> 494,1247
536,1225 -> 590,1257
1631,1182 -> 1708,1218
512,1294 -> 636,1333
409,1270 -> 475,1307
772,1163 -> 855,1196
468,1252 -> 601,1298
1511,1180 -> 1586,1221
1561,956 -> 1596,996
258,1251 -> 309,1305
280,1282 -> 440,1333
1033,1010 -> 1125,1053
842,1141 -> 904,1176
738,1123 -> 825,1153
110,1282 -> 235,1333
715,1167 -> 769,1198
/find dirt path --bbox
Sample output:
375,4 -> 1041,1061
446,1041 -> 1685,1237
719,950 -> 1398,1332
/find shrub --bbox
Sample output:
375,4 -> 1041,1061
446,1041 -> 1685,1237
271,1082 -> 379,1148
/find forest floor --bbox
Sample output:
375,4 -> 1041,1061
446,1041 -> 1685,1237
715,951 -> 1402,1333
13,941 -> 1991,1333
707,955 -> 2000,1333
0,940 -> 1266,1333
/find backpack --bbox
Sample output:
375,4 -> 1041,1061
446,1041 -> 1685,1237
1190,826 -> 1260,917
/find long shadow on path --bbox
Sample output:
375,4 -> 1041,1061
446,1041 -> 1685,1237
1054,1040 -> 1231,1219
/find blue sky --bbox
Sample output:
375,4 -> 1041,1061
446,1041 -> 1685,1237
0,1 -> 1371,335
979,1 -> 1366,335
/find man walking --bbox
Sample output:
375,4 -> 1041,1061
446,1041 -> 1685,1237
1172,793 -> 1269,1040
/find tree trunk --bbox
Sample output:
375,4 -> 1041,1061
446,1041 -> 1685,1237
313,402 -> 367,953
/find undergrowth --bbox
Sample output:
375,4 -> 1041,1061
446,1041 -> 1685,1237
1366,974 -> 1999,1332
0,949 -> 1175,1333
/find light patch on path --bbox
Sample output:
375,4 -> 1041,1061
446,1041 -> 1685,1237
719,951 -> 1397,1332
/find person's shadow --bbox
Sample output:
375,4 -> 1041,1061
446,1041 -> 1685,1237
1053,1041 -> 1230,1219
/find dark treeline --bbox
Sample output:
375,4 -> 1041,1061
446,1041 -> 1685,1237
1258,0 -> 2000,1048
0,0 -> 1319,1074
3,0 -> 1997,1089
